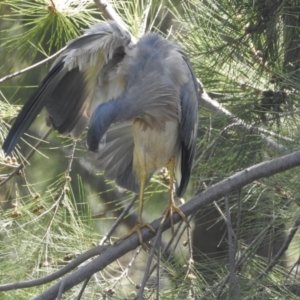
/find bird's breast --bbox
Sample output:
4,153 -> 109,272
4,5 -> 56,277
132,119 -> 180,180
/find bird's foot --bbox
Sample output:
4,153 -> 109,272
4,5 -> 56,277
161,202 -> 190,233
116,223 -> 155,247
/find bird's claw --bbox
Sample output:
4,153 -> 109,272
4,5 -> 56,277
161,203 -> 190,233
116,222 -> 155,248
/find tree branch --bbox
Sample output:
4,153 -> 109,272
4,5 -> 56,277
198,80 -> 289,153
0,49 -> 65,84
93,0 -> 136,41
19,148 -> 300,299
0,245 -> 107,291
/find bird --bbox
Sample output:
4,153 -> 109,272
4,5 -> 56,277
2,21 -> 199,243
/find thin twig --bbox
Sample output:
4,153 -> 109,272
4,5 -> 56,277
198,80 -> 288,153
56,280 -> 65,300
52,142 -> 86,296
156,232 -> 161,300
266,109 -> 300,121
110,246 -> 142,291
170,221 -> 186,258
93,0 -> 136,42
146,219 -> 185,300
216,199 -> 293,298
147,218 -> 184,280
99,194 -> 138,245
213,200 -> 237,240
21,166 -> 37,198
135,225 -> 164,300
0,128 -> 52,187
0,245 -> 108,291
235,189 -> 242,256
77,276 -> 91,300
284,255 -> 300,285
114,255 -> 138,288
139,0 -> 152,37
164,220 -> 184,261
0,48 -> 65,84
182,215 -> 195,281
41,141 -> 77,244
225,195 -> 240,299
256,218 -> 300,281
67,141 -> 77,173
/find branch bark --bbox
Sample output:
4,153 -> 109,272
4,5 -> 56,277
21,148 -> 300,299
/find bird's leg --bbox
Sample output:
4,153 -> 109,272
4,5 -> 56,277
161,157 -> 189,233
117,173 -> 155,246
136,173 -> 156,243
137,172 -> 146,224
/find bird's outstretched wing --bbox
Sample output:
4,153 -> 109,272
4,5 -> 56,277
175,52 -> 199,198
3,21 -> 131,155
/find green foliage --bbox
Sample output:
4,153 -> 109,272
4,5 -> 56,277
1,0 -> 99,59
170,0 -> 300,298
1,0 -> 300,299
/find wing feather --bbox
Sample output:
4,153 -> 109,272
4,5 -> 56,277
89,122 -> 139,193
175,52 -> 199,197
3,62 -> 64,154
3,21 -> 131,155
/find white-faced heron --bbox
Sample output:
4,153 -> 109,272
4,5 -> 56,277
3,21 -> 199,242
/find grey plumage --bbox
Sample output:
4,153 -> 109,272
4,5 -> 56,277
3,20 -> 199,202
87,32 -> 199,197
3,21 -> 131,154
